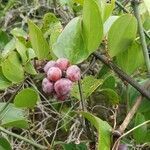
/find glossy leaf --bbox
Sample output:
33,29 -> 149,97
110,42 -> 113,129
24,61 -> 37,75
71,76 -> 103,99
11,28 -> 28,39
0,68 -> 12,90
133,113 -> 147,143
2,51 -> 24,83
116,42 -> 144,74
79,111 -> 112,150
0,30 -> 9,51
15,39 -> 28,64
28,19 -> 50,59
82,0 -> 103,53
0,103 -> 28,128
2,39 -> 15,58
14,88 -> 39,108
0,137 -> 12,150
108,14 -> 137,57
53,17 -> 88,64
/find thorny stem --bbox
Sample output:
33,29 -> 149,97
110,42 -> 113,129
132,0 -> 150,75
0,126 -> 47,149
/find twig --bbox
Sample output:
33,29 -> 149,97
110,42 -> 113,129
112,120 -> 150,150
118,96 -> 142,134
132,0 -> 150,75
0,126 -> 47,149
93,52 -> 150,100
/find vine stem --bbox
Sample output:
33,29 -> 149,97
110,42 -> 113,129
0,126 -> 47,149
112,120 -> 150,150
132,0 -> 150,75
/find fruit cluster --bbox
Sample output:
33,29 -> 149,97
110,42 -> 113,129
42,58 -> 81,101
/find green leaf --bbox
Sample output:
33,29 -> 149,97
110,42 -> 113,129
0,68 -> 12,90
28,19 -> 50,59
2,39 -> 15,58
71,76 -> 103,99
14,88 -> 39,108
104,16 -> 118,35
15,39 -> 28,64
24,61 -> 37,75
101,75 -> 115,89
0,137 -> 12,150
53,17 -> 88,64
101,0 -> 115,22
82,0 -> 103,53
26,48 -> 36,60
143,0 -> 150,15
116,41 -> 144,74
0,30 -> 10,51
108,14 -> 137,57
133,113 -> 147,143
79,111 -> 112,150
98,88 -> 119,104
2,51 -> 24,83
0,103 -> 28,129
10,28 -> 28,39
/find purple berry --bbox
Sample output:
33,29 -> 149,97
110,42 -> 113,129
56,58 -> 70,71
66,65 -> 81,82
118,144 -> 128,150
47,67 -> 62,81
42,78 -> 53,94
54,78 -> 73,96
44,61 -> 57,73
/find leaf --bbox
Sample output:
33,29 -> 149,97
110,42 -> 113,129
143,0 -> 150,15
15,39 -> 28,64
108,14 -> 137,57
14,88 -> 39,108
74,0 -> 83,5
53,17 -> 88,64
2,39 -> 15,58
0,68 -> 12,90
104,16 -> 118,35
0,30 -> 10,51
82,0 -> 103,53
101,75 -> 115,89
79,111 -> 112,150
28,19 -> 50,59
116,41 -> 144,74
133,113 -> 147,143
26,48 -> 36,60
101,0 -> 115,22
0,103 -> 28,129
0,137 -> 12,150
10,28 -> 28,39
71,76 -> 103,99
24,61 -> 37,75
2,51 -> 24,83
98,88 -> 119,104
